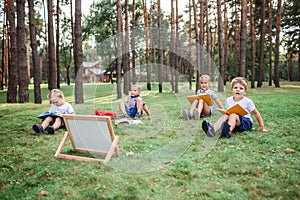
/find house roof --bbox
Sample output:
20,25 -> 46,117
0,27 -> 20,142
82,61 -> 100,68
88,68 -> 103,75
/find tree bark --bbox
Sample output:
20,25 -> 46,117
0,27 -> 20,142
17,0 -> 29,103
28,0 -> 42,103
56,0 -> 60,88
217,0 -> 224,91
158,0 -> 163,93
274,0 -> 282,87
192,0 -> 200,92
257,0 -> 265,87
240,0 -> 247,77
6,0 -> 18,103
250,0 -> 256,88
116,0 -> 122,98
47,0 -> 57,90
223,0 -> 228,84
142,0 -> 151,90
131,0 -> 136,84
268,0 -> 273,86
74,0 -> 83,103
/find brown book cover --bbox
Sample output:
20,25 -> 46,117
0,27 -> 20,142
225,104 -> 248,116
186,93 -> 213,105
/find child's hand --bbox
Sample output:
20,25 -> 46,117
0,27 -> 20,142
258,127 -> 268,132
55,112 -> 63,116
217,108 -> 226,115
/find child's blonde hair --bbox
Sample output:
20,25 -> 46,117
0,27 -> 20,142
199,74 -> 211,82
231,77 -> 248,91
47,89 -> 65,102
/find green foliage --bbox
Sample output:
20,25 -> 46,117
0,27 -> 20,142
0,82 -> 299,199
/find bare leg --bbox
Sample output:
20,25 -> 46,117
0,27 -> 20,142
227,114 -> 240,132
118,101 -> 127,115
189,100 -> 198,114
143,104 -> 151,116
213,114 -> 229,132
198,99 -> 211,116
52,118 -> 63,130
41,116 -> 53,129
136,98 -> 143,113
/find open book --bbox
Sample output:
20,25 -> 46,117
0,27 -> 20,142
37,112 -> 63,119
217,104 -> 248,116
115,118 -> 143,125
186,93 -> 213,105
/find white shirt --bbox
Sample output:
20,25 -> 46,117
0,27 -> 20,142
49,102 -> 74,114
226,96 -> 255,121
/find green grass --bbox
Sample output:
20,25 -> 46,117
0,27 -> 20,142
0,82 -> 299,199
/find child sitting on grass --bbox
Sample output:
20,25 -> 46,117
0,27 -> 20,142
119,85 -> 151,119
32,89 -> 75,134
202,77 -> 267,138
183,74 -> 224,120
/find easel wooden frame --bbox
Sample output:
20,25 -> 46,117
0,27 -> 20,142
54,114 -> 119,163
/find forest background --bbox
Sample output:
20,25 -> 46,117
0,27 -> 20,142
0,0 -> 299,104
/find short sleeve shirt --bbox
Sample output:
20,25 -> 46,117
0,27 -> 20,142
226,96 -> 255,121
49,102 -> 74,114
196,89 -> 217,100
127,95 -> 145,108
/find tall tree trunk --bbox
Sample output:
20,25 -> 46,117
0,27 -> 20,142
192,0 -> 200,92
188,0 -> 193,90
74,0 -> 83,103
17,0 -> 29,103
268,0 -> 273,86
199,0 -> 204,74
240,0 -> 247,77
286,49 -> 292,81
257,0 -> 265,87
6,0 -> 18,103
2,19 -> 9,90
298,52 -> 300,81
124,0 -> 130,94
223,0 -> 228,84
158,0 -> 163,93
217,0 -> 224,91
69,0 -> 74,86
274,0 -> 282,87
116,0 -> 122,98
234,4 -> 240,77
47,0 -> 57,90
56,0 -> 60,88
28,0 -> 42,103
131,0 -> 136,84
142,0 -> 151,90
174,0 -> 179,93
250,0 -> 256,88
170,0 -> 175,92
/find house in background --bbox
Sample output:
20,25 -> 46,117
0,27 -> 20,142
82,61 -> 110,83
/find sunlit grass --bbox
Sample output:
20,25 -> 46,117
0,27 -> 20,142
0,82 -> 299,199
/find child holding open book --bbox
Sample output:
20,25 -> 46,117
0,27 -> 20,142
32,89 -> 75,134
202,77 -> 267,138
183,74 -> 224,120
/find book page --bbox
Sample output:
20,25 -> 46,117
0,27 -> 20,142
115,118 -> 142,125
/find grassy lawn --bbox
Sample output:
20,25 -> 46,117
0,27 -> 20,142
0,82 -> 299,199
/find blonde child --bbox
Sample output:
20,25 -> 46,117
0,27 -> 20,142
32,89 -> 75,134
183,74 -> 224,120
202,77 -> 267,138
119,85 -> 151,119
